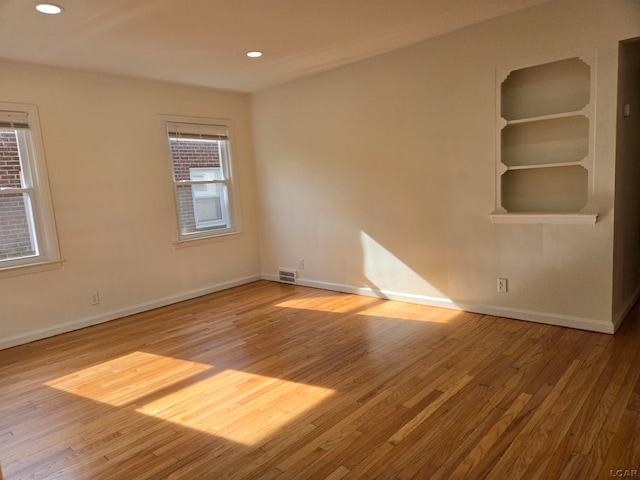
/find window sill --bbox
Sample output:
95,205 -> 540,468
172,231 -> 244,248
489,212 -> 598,225
0,259 -> 64,279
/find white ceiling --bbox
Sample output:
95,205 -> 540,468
0,0 -> 549,93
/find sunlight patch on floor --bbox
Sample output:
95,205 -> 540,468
356,301 -> 457,324
44,352 -> 335,446
275,295 -> 376,314
275,296 -> 458,323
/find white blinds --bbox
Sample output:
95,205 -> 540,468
0,110 -> 29,130
167,122 -> 228,141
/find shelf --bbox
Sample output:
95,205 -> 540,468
506,161 -> 583,171
489,212 -> 598,225
503,110 -> 587,125
501,115 -> 589,168
501,57 -> 590,121
495,51 -> 595,215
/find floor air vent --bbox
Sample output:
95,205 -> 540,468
278,269 -> 297,284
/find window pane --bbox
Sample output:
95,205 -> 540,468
0,129 -> 25,188
0,193 -> 37,261
194,192 -> 223,223
169,137 -> 221,181
176,183 -> 229,235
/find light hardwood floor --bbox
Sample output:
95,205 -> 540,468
1,280 -> 639,479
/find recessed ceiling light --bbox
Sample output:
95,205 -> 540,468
246,51 -> 263,58
36,3 -> 64,14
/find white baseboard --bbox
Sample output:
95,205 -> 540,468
612,285 -> 640,332
262,274 -> 616,334
0,274 -> 262,351
5,272 -> 620,351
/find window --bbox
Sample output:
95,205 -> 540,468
163,118 -> 239,242
0,104 -> 60,274
189,168 -> 229,229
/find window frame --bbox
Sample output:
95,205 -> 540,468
160,115 -> 242,245
0,103 -> 62,277
188,166 -> 229,229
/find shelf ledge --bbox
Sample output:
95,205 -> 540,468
503,110 -> 588,125
489,212 -> 598,225
504,161 -> 585,171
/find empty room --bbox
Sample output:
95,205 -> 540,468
1,0 -> 640,478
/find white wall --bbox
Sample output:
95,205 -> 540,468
251,0 -> 640,333
0,63 -> 261,348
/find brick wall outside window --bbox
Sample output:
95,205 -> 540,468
0,131 -> 22,189
169,138 -> 222,233
0,130 -> 36,260
170,139 -> 220,180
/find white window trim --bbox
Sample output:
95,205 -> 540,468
160,114 -> 242,245
0,103 -> 61,274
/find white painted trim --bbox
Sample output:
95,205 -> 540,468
263,275 -> 615,334
489,213 -> 598,225
612,285 -> 640,332
0,274 -> 261,351
0,259 -> 63,279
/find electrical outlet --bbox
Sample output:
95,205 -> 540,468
497,278 -> 508,293
298,258 -> 305,270
90,291 -> 100,305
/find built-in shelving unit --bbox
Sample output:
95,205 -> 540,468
491,52 -> 598,224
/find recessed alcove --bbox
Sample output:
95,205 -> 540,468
501,165 -> 588,213
493,52 -> 596,220
501,57 -> 591,121
501,115 -> 589,167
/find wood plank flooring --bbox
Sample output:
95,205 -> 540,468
1,280 -> 640,479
